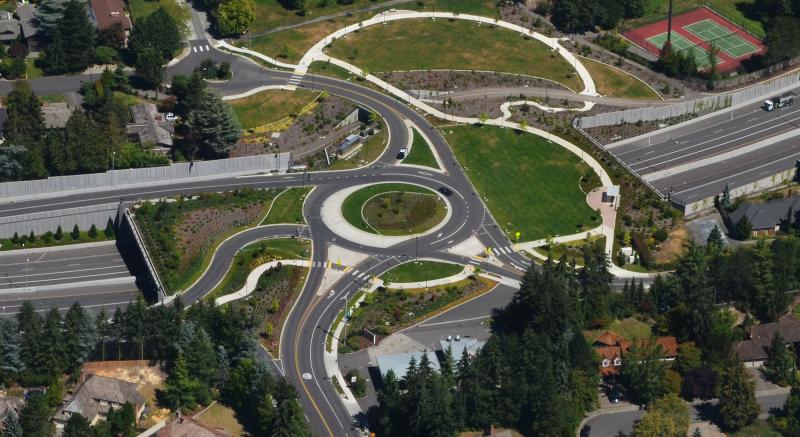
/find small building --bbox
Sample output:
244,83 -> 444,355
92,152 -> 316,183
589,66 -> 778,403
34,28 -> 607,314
0,12 -> 20,43
439,337 -> 484,358
728,196 -> 800,237
15,4 -> 37,51
53,374 -> 145,429
157,416 -> 231,437
126,103 -> 174,152
375,351 -> 441,381
0,397 -> 24,429
336,134 -> 362,157
592,330 -> 679,377
89,0 -> 132,31
42,102 -> 74,128
602,185 -> 620,205
734,314 -> 800,367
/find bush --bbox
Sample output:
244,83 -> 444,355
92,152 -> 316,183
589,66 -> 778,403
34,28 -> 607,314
94,46 -> 117,64
71,224 -> 80,240
632,232 -> 653,268
88,224 -> 98,238
653,227 -> 669,242
346,369 -> 366,397
595,33 -> 629,56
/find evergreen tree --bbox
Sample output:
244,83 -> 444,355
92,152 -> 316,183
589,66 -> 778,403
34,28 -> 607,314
71,224 -> 80,240
40,32 -> 67,75
38,308 -> 65,377
128,7 -> 181,61
161,353 -> 200,411
185,327 -> 219,389
736,216 -> 752,240
4,81 -> 44,144
721,184 -> 732,210
55,225 -> 63,241
62,413 -> 91,437
763,333 -> 795,386
63,302 -> 97,374
104,218 -> 115,237
19,392 -> 54,437
88,224 -> 98,238
579,239 -> 612,326
718,360 -> 759,431
2,410 -> 22,437
135,47 -> 165,90
0,317 -> 23,384
707,225 -> 724,251
270,399 -> 310,437
619,343 -> 667,405
186,90 -> 242,159
781,383 -> 800,435
55,0 -> 95,72
35,0 -> 81,41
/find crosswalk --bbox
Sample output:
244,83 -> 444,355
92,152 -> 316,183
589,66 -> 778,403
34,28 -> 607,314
491,246 -> 515,255
192,44 -> 211,53
287,74 -> 304,87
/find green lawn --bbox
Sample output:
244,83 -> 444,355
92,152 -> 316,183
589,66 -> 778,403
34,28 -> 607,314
25,58 -> 43,79
262,187 -> 312,225
229,89 -> 319,129
380,261 -> 464,283
128,0 -> 190,34
327,18 -> 583,91
38,93 -> 65,104
195,403 -> 243,437
341,183 -> 438,234
207,238 -> 310,300
584,318 -> 653,344
447,125 -> 600,241
403,127 -> 440,169
250,0 -> 400,34
361,191 -> 446,235
631,0 -> 764,39
582,58 -> 659,100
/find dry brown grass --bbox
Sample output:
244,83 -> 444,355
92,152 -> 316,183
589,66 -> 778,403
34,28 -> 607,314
653,226 -> 689,264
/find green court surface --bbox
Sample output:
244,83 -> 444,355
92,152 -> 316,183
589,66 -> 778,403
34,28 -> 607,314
683,19 -> 758,58
647,31 -> 721,68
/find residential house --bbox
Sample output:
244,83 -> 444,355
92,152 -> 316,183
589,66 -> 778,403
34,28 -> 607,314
734,314 -> 800,367
0,397 -> 24,430
53,374 -> 145,429
89,0 -> 131,33
157,416 -> 231,437
593,330 -> 679,377
0,12 -> 20,43
126,103 -> 174,153
728,196 -> 800,237
15,4 -> 37,52
375,351 -> 441,381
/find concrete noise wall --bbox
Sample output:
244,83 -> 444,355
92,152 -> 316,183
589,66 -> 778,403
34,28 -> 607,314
0,203 -> 118,239
0,153 -> 293,201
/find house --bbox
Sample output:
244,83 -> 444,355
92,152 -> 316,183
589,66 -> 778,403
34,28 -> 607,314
592,331 -> 679,376
375,351 -> 441,381
734,314 -> 800,367
439,336 -> 485,358
0,397 -> 24,429
53,374 -> 145,428
42,102 -> 74,128
728,196 -> 800,237
157,416 -> 231,437
126,103 -> 174,152
0,12 -> 20,43
89,0 -> 132,32
15,4 -> 38,51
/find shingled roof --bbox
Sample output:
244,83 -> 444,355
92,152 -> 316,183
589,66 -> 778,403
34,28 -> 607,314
54,375 -> 144,424
734,314 -> 800,362
729,196 -> 800,230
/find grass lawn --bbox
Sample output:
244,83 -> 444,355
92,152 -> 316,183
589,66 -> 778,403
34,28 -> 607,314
228,89 -> 319,130
25,58 -> 43,79
250,0 -> 399,34
262,186 -> 312,225
730,421 -> 781,437
195,403 -> 243,437
207,238 -> 310,300
128,0 -> 190,34
631,0 -> 764,39
582,58 -> 659,100
380,260 -> 464,283
328,123 -> 387,169
341,183 -> 445,235
584,318 -> 653,343
533,236 -> 605,266
447,125 -> 600,241
403,127 -> 439,169
328,19 -> 583,91
38,93 -> 65,104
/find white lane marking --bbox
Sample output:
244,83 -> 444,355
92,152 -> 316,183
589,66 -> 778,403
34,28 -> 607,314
204,45 -> 210,51
192,46 -> 197,53
468,260 -> 480,265
419,315 -> 490,327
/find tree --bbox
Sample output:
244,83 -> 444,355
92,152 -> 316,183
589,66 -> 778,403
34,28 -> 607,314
718,360 -> 759,431
185,90 -> 242,159
63,413 -> 91,437
706,225 -> 725,251
35,0 -> 77,41
71,224 -> 80,240
104,218 -> 115,237
19,392 -> 54,437
185,327 -> 219,389
736,216 -> 753,240
213,0 -> 255,36
633,393 -> 689,437
767,16 -> 800,62
681,366 -> 718,401
763,333 -> 795,386
0,317 -> 23,384
161,353 -> 200,411
55,0 -> 95,73
706,42 -> 720,90
135,47 -> 165,90
88,224 -> 98,238
2,410 -> 22,437
551,0 -> 597,33
619,343 -> 667,405
63,302 -> 97,374
270,399 -> 311,437
780,383 -> 800,435
128,7 -> 181,61
4,81 -> 44,144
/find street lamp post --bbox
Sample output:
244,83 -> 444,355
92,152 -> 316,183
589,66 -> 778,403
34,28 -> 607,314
23,243 -> 28,289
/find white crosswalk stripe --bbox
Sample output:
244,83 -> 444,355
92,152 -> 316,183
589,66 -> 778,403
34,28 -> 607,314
192,47 -> 197,53
357,273 -> 366,280
205,45 -> 210,51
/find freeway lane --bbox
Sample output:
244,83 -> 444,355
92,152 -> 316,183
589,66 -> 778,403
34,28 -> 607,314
0,281 -> 138,315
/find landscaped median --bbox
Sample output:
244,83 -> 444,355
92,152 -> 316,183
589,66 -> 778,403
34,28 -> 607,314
401,126 -> 440,169
341,183 -> 447,235
262,186 -> 313,225
380,260 -> 464,284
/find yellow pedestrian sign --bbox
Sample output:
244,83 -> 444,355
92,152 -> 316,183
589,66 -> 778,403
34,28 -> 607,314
515,231 -> 521,241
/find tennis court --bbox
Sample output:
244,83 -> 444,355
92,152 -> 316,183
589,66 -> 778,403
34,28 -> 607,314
683,19 -> 759,58
647,32 -> 720,68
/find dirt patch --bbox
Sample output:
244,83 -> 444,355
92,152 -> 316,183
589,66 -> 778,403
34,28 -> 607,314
83,361 -> 168,427
381,70 -> 570,94
653,226 -> 688,264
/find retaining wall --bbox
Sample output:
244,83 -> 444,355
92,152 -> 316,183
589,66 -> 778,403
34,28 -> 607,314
684,166 -> 797,216
0,203 -> 118,238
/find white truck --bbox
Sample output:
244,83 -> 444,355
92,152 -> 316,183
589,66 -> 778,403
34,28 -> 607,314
763,94 -> 795,111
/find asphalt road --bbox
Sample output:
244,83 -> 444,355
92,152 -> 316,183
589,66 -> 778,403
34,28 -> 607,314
0,280 -> 138,316
0,242 -> 131,290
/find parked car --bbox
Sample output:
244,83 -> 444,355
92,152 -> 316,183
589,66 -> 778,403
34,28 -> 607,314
438,187 -> 453,196
165,112 -> 178,122
580,425 -> 591,437
606,386 -> 621,404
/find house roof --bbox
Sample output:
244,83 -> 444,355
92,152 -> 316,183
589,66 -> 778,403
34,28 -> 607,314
157,416 -> 231,437
439,337 -> 485,357
375,352 -> 441,380
618,337 -> 679,358
729,196 -> 800,230
596,346 -> 622,376
90,0 -> 131,30
55,374 -> 144,423
127,103 -> 174,146
15,4 -> 37,38
734,314 -> 800,362
0,17 -> 20,41
594,330 -> 623,347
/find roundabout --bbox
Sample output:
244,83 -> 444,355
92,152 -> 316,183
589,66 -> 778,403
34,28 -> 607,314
342,183 -> 447,236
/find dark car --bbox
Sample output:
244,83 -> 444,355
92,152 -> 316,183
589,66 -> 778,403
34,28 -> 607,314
606,386 -> 622,404
580,425 -> 591,437
438,187 -> 453,196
